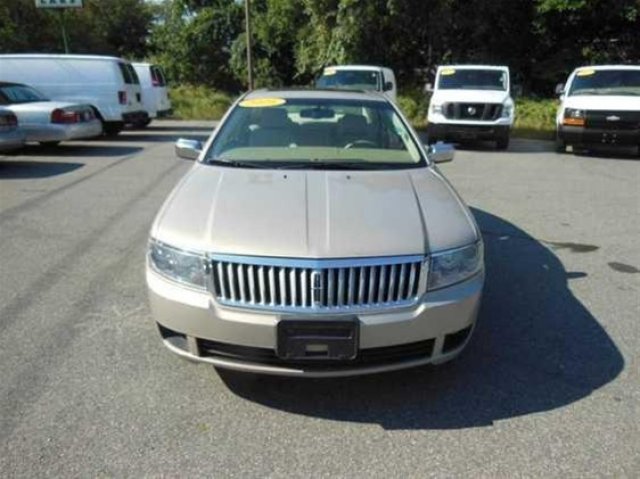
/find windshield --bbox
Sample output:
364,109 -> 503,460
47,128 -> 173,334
568,69 -> 640,96
0,84 -> 48,104
316,69 -> 381,92
438,69 -> 508,91
206,97 -> 424,170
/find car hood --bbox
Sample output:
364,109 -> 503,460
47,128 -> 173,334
6,101 -> 85,123
431,89 -> 511,105
152,165 -> 479,258
562,95 -> 640,111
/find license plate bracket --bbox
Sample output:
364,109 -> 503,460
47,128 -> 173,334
277,319 -> 359,361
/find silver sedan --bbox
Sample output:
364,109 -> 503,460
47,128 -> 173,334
0,82 -> 102,146
0,107 -> 24,152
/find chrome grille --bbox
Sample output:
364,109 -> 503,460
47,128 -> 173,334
209,255 -> 427,312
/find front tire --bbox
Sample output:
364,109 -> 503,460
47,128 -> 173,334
133,118 -> 152,128
102,121 -> 124,137
555,131 -> 566,153
496,132 -> 510,150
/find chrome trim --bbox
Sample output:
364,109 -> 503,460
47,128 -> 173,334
208,254 -> 428,313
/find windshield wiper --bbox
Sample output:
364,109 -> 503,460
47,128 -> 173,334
277,161 -> 396,170
210,158 -> 269,169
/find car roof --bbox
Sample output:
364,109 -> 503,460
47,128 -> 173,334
244,88 -> 389,103
438,65 -> 509,70
573,65 -> 640,72
0,54 -> 126,62
323,65 -> 386,71
0,81 -> 24,88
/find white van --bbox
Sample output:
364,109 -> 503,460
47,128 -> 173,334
0,54 -> 148,136
132,63 -> 172,126
427,65 -> 515,149
555,65 -> 640,155
315,65 -> 397,102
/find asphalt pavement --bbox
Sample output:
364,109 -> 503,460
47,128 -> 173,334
1,121 -> 638,478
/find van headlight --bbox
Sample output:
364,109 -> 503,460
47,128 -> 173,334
431,103 -> 443,114
501,105 -> 513,118
428,242 -> 483,291
148,239 -> 207,289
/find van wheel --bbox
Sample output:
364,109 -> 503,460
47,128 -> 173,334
134,118 -> 152,128
40,141 -> 60,147
555,131 -> 566,153
103,121 -> 124,137
496,133 -> 510,150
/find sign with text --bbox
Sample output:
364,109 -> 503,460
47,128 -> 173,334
35,0 -> 83,8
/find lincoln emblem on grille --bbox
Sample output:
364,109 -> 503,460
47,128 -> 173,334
467,106 -> 477,115
310,270 -> 323,307
606,115 -> 621,122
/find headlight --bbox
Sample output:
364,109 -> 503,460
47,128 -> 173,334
564,108 -> 584,119
148,239 -> 207,289
502,105 -> 513,118
431,104 -> 443,114
428,242 -> 483,291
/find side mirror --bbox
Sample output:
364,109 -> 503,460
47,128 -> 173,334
384,81 -> 394,92
427,142 -> 455,164
425,82 -> 434,93
175,138 -> 202,160
555,83 -> 565,96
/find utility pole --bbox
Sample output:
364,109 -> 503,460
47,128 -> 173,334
245,0 -> 254,90
59,9 -> 70,54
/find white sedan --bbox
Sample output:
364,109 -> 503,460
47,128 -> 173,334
0,107 -> 24,152
0,81 -> 102,146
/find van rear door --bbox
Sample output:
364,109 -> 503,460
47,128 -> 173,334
150,65 -> 171,114
117,62 -> 144,114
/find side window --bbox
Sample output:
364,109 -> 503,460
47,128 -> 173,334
151,66 -> 167,86
118,63 -> 132,84
127,64 -> 140,85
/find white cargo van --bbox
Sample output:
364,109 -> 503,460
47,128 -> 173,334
132,62 -> 172,126
0,54 -> 148,136
555,65 -> 640,155
427,65 -> 515,149
315,65 -> 397,102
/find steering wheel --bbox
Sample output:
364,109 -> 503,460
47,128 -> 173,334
344,139 -> 376,149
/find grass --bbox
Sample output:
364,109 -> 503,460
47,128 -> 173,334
169,85 -> 558,141
169,85 -> 234,121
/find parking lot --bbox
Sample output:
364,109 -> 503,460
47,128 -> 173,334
1,121 -> 638,477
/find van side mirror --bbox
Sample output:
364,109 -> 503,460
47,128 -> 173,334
425,82 -> 434,93
384,81 -> 394,92
175,138 -> 202,160
427,142 -> 455,164
555,83 -> 565,96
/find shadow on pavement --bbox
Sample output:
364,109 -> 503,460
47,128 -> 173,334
20,143 -> 143,157
108,132 -> 211,144
131,124 -> 215,133
219,208 -> 624,430
0,160 -> 83,179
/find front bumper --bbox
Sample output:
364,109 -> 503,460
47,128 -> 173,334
428,122 -> 510,141
22,119 -> 103,143
147,268 -> 484,377
0,128 -> 25,151
559,125 -> 640,146
122,110 -> 149,125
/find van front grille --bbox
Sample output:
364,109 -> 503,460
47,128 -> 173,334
209,255 -> 427,312
443,103 -> 503,121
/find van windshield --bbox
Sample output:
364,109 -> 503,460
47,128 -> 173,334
316,70 -> 381,92
569,69 -> 640,96
438,69 -> 508,91
206,97 -> 424,170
